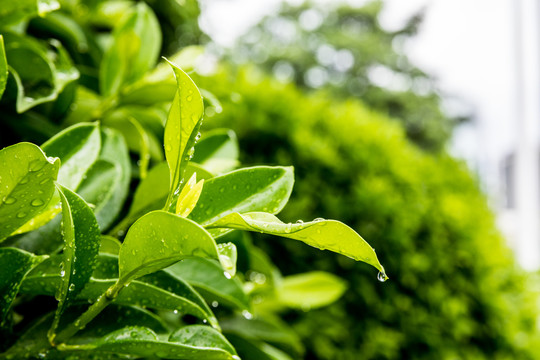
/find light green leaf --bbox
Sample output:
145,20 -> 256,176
206,212 -> 387,277
226,335 -> 294,360
69,326 -> 237,359
77,159 -> 119,219
193,129 -> 239,174
0,35 -> 7,100
0,248 -> 46,326
277,271 -> 347,310
176,172 -> 204,217
169,325 -> 236,354
168,258 -> 250,310
163,61 -> 204,211
118,211 -> 220,286
99,236 -> 121,255
99,2 -> 161,96
49,184 -> 101,343
217,242 -> 237,278
0,142 -> 59,242
190,166 -> 294,226
0,0 -> 60,26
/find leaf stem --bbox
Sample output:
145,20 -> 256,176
53,280 -> 125,346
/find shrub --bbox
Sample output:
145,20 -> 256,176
195,65 -> 540,360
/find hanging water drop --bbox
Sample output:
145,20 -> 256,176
377,271 -> 388,282
31,198 -> 44,207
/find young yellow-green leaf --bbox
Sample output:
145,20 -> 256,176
277,271 -> 347,310
49,184 -> 101,343
0,142 -> 59,242
0,35 -> 7,100
99,2 -> 161,96
0,0 -> 59,26
0,248 -> 46,326
206,212 -> 387,278
118,211 -> 220,286
192,129 -> 239,174
190,166 -> 294,226
163,61 -> 204,211
176,172 -> 204,217
70,326 -> 237,359
168,258 -> 250,310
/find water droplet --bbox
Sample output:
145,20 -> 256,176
39,178 -> 49,185
68,284 -> 75,291
60,270 -> 65,277
16,211 -> 27,218
242,310 -> 253,320
377,272 -> 388,282
3,197 -> 16,205
186,95 -> 192,101
223,271 -> 232,279
173,309 -> 178,314
211,301 -> 219,308
295,220 -> 304,225
31,198 -> 44,207
313,217 -> 325,222
19,176 -> 30,184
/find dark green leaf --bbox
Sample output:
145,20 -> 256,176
0,248 -> 46,326
49,184 -> 101,343
99,2 -> 161,96
207,212 -> 386,276
163,61 -> 204,211
0,142 -> 59,242
190,166 -> 294,226
169,325 -> 237,355
168,258 -> 250,310
118,211 -> 220,285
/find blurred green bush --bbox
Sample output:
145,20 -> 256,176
196,66 -> 540,360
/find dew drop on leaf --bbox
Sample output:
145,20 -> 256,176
31,199 -> 44,207
377,271 -> 388,282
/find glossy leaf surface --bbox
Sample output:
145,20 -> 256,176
118,211 -> 220,285
0,142 -> 59,242
49,184 -> 101,342
190,166 -> 294,225
164,61 -> 204,210
176,172 -> 204,217
207,212 -> 386,275
0,248 -> 46,325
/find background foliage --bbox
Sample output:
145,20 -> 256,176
195,66 -> 540,359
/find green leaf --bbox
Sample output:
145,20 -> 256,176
169,325 -> 237,355
0,35 -> 7,100
49,184 -> 101,343
277,271 -> 347,310
99,2 -> 161,96
99,236 -> 121,255
0,0 -> 60,26
168,258 -> 250,310
70,326 -> 237,359
42,122 -> 101,191
118,211 -> 220,286
176,172 -> 204,217
0,142 -> 59,242
207,212 -> 387,276
3,33 -> 78,112
226,334 -> 294,360
22,255 -> 218,326
217,242 -> 237,277
0,248 -> 46,326
190,166 -> 294,226
193,129 -> 239,174
163,61 -> 204,211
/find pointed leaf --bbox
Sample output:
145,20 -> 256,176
49,184 -> 101,342
0,248 -> 46,326
190,166 -> 294,226
169,325 -> 236,355
193,129 -> 239,174
99,236 -> 121,255
118,211 -> 219,285
207,212 -> 386,275
176,173 -> 204,217
164,61 -> 204,210
100,2 -> 161,96
217,242 -> 237,277
0,142 -> 59,242
168,258 -> 250,310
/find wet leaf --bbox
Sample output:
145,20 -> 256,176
163,61 -> 204,211
49,184 -> 101,343
176,172 -> 204,217
192,129 -> 239,174
0,142 -> 59,242
190,166 -> 294,226
0,248 -> 46,326
206,212 -> 386,275
118,211 -> 220,286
